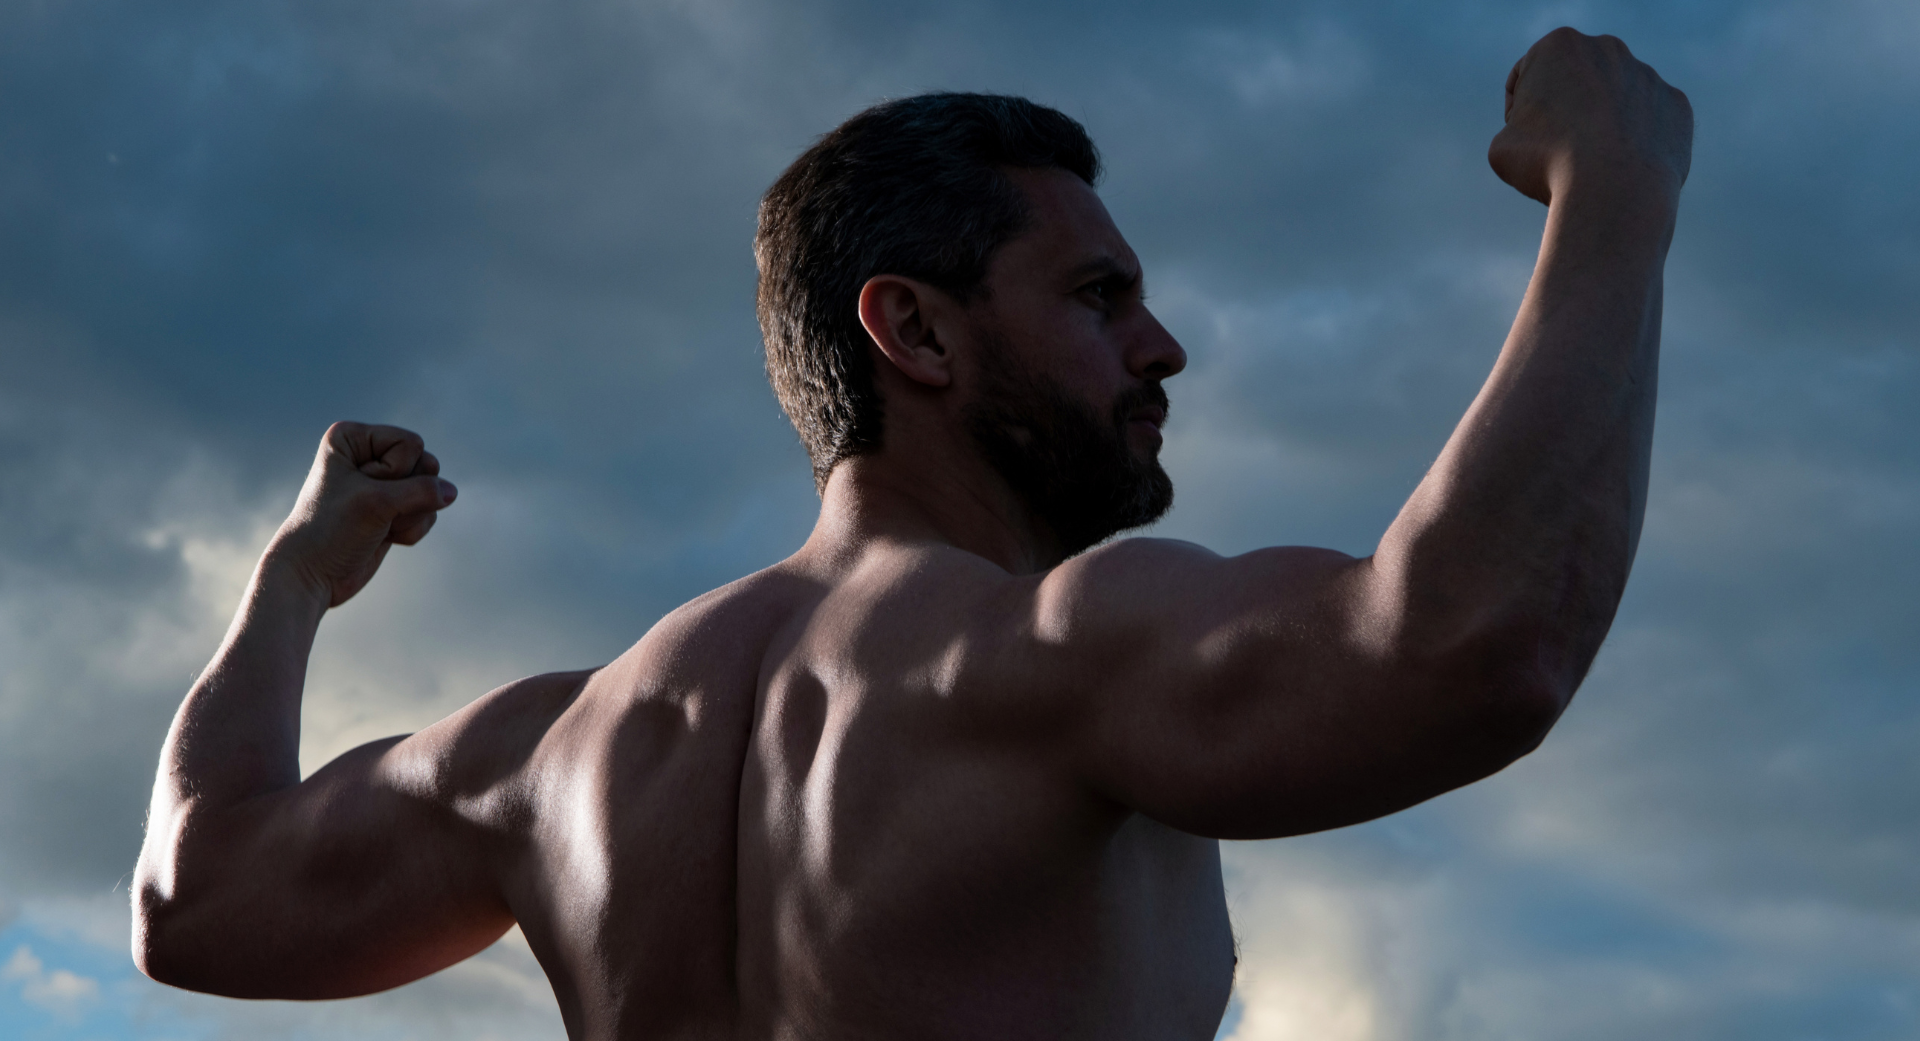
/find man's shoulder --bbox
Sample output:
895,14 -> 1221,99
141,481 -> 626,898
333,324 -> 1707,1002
620,561 -> 829,672
406,574 -> 810,820
401,569 -> 802,766
764,536 -> 1227,657
379,668 -> 593,829
451,535 -> 1231,725
1044,536 -> 1218,585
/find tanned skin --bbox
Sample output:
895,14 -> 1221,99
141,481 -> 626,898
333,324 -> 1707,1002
133,29 -> 1691,1041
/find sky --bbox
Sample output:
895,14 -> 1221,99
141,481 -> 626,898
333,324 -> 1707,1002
0,0 -> 1915,1038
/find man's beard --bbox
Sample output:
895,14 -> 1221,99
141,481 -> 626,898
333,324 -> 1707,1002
964,330 -> 1174,558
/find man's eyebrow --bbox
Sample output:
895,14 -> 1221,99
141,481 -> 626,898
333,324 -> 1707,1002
1064,255 -> 1144,291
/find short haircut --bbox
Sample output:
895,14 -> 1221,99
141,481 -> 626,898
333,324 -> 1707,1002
755,92 -> 1102,490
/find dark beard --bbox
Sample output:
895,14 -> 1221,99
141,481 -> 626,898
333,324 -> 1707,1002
964,333 -> 1174,558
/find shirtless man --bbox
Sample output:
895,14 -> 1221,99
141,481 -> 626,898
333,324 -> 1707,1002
132,28 -> 1691,1040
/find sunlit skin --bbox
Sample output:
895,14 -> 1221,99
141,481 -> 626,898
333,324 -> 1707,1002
133,29 -> 1690,1041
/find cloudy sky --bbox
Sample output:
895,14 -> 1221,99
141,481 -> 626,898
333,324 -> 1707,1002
1,0 -> 1915,1037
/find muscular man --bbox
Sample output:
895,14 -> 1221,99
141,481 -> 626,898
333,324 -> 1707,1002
133,28 -> 1691,1040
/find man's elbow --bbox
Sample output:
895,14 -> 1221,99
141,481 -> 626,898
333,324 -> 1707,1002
132,894 -> 184,988
131,863 -> 233,994
1450,638 -> 1577,773
132,878 -> 198,990
1484,677 -> 1564,766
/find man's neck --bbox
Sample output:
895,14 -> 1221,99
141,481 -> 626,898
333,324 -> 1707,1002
803,451 -> 1065,577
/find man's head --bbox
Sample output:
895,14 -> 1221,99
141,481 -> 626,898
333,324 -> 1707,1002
757,93 -> 1184,554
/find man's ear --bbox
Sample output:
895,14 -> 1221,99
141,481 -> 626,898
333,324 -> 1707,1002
858,275 -> 953,388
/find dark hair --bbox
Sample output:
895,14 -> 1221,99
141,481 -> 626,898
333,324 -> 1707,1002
755,92 -> 1102,490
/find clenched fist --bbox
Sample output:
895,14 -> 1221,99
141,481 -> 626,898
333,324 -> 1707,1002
1489,28 -> 1693,207
266,422 -> 458,607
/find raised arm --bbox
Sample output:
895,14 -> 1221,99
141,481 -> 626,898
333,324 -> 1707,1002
133,423 -> 541,997
1376,27 -> 1691,698
1041,29 -> 1691,839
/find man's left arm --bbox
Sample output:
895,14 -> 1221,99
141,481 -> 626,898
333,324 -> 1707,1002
1015,30 -> 1692,840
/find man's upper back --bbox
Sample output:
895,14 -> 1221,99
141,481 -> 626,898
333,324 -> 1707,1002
466,539 -> 1236,1040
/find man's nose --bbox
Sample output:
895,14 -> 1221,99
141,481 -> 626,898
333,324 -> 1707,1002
1128,311 -> 1188,381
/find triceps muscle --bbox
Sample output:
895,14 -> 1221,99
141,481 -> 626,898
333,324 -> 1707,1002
140,733 -> 513,999
1058,541 -> 1551,840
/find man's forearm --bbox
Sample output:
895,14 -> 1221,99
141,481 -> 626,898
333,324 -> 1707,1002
150,551 -> 329,821
1372,178 -> 1675,701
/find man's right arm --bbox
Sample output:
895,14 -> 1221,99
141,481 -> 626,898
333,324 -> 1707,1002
132,423 -> 581,998
1015,29 -> 1691,840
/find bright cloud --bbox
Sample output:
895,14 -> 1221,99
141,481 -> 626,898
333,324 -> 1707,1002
2,945 -> 102,1019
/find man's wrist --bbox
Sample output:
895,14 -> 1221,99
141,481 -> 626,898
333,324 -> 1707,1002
1548,157 -> 1683,218
253,544 -> 334,620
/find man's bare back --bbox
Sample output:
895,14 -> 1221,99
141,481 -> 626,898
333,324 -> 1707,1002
131,29 -> 1690,1040
479,540 -> 1235,1038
